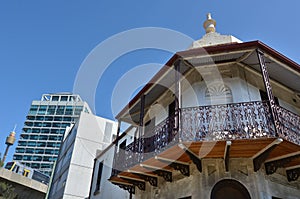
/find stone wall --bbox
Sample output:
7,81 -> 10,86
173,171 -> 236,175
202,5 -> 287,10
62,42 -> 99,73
135,158 -> 300,199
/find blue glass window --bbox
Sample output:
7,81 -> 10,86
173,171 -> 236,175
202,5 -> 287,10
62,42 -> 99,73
47,106 -> 56,115
39,135 -> 48,140
15,148 -> 25,153
32,129 -> 40,133
23,155 -> 32,161
36,142 -> 46,147
45,116 -> 53,121
18,141 -> 27,146
56,106 -> 65,115
25,148 -> 34,154
13,155 -> 22,160
29,135 -> 38,140
31,163 -> 40,169
27,141 -> 36,147
32,156 -> 42,161
63,117 -> 72,121
41,129 -> 50,134
52,96 -> 59,101
61,96 -> 68,101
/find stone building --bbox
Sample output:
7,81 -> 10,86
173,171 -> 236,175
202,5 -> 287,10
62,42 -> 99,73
93,14 -> 300,199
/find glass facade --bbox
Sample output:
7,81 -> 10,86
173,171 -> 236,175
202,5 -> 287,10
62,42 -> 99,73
13,93 -> 91,176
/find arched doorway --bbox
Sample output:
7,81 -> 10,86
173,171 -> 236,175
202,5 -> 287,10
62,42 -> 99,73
211,179 -> 251,199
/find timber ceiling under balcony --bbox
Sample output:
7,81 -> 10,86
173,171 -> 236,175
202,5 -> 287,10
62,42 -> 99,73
110,138 -> 300,193
117,40 -> 300,124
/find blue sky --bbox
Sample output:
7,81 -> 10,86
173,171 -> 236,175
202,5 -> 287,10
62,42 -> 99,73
0,1 -> 299,163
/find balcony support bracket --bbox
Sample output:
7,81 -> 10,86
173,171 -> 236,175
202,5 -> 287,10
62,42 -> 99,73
132,173 -> 158,187
265,154 -> 300,175
169,162 -> 190,177
119,177 -> 146,191
111,181 -> 135,194
224,141 -> 231,172
179,143 -> 202,173
155,156 -> 190,176
141,164 -> 173,182
152,169 -> 172,182
253,138 -> 282,172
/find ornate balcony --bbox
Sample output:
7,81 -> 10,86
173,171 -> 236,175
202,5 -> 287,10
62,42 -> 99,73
112,101 -> 300,176
181,101 -> 276,141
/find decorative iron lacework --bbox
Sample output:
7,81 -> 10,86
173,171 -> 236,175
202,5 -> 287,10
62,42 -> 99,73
114,117 -> 177,172
181,101 -> 275,141
112,101 -> 300,176
276,105 -> 300,145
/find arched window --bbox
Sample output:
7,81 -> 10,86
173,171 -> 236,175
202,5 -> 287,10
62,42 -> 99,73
211,179 -> 251,199
205,83 -> 233,105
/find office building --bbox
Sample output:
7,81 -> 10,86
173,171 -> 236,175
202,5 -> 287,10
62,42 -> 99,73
48,112 -> 117,199
13,93 -> 91,176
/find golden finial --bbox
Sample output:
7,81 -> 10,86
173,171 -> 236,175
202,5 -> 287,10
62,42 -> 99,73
203,13 -> 216,34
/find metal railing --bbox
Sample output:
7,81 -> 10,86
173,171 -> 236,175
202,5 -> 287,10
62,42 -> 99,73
112,101 -> 300,174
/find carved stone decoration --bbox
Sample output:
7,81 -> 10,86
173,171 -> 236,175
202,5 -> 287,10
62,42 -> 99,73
264,162 -> 278,175
208,165 -> 216,176
112,182 -> 135,194
286,168 -> 300,182
184,149 -> 202,172
265,154 -> 300,175
152,169 -> 172,182
133,173 -> 158,187
205,83 -> 233,105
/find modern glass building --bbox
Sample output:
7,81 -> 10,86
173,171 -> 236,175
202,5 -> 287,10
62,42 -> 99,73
13,93 -> 92,176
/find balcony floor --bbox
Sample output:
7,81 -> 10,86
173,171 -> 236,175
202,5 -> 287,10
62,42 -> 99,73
110,138 -> 300,192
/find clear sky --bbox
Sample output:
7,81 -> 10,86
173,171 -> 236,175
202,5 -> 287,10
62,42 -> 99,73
0,1 -> 299,164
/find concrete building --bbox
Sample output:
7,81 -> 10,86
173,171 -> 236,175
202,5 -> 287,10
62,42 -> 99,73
13,93 -> 92,176
0,167 -> 48,199
48,112 -> 117,199
103,14 -> 300,198
88,132 -> 131,199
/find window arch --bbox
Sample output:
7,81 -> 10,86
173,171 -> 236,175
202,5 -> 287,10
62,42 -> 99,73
205,83 -> 233,105
211,179 -> 251,199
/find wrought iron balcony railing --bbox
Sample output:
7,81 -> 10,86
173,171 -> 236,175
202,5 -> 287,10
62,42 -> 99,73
276,105 -> 300,145
112,101 -> 300,174
181,101 -> 275,141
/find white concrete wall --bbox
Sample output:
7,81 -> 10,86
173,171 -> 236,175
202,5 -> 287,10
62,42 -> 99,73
90,144 -> 130,199
182,77 -> 261,108
116,126 -> 137,151
279,99 -> 300,115
49,112 -> 117,199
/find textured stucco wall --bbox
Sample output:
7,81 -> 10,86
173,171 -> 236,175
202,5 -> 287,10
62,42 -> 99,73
135,158 -> 300,199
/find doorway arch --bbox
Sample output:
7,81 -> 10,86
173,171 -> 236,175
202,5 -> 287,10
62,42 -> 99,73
211,179 -> 251,199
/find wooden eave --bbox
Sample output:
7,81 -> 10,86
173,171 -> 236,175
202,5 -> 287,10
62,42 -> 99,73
115,40 -> 300,122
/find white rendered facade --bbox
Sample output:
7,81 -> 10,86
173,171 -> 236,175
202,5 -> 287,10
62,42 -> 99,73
13,93 -> 92,176
89,127 -> 135,199
89,142 -> 131,199
108,14 -> 300,199
48,112 -> 118,199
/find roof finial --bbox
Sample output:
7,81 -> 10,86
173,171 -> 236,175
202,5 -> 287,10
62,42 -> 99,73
203,13 -> 216,34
